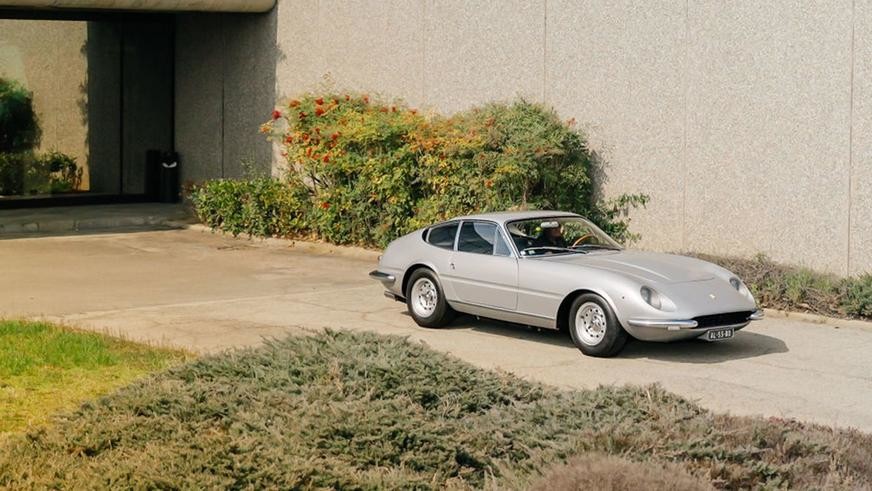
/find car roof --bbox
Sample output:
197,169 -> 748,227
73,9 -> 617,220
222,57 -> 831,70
447,210 -> 580,225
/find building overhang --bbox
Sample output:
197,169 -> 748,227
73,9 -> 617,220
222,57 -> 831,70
0,0 -> 274,13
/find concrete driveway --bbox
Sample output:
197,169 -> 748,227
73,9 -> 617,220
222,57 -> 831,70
2,228 -> 871,433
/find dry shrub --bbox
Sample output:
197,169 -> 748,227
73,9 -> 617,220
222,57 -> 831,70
688,252 -> 872,321
531,453 -> 711,491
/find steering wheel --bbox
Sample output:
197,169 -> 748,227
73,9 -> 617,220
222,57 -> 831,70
571,234 -> 594,247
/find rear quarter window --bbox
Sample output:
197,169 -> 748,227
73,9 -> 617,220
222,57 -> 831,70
426,222 -> 458,249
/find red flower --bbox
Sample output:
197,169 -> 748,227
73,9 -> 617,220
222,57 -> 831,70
315,97 -> 324,105
305,147 -> 313,157
331,132 -> 340,141
314,127 -> 321,134
390,105 -> 396,112
379,107 -> 388,113
322,154 -> 330,163
320,201 -> 330,210
344,94 -> 351,101
301,132 -> 310,141
285,135 -> 294,143
362,95 -> 369,104
485,179 -> 494,188
298,111 -> 307,120
289,99 -> 301,108
271,109 -> 282,120
315,106 -> 325,116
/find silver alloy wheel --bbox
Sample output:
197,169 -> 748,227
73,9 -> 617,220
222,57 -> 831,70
411,277 -> 438,318
575,301 -> 607,346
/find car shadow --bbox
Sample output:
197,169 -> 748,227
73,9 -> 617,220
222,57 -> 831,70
430,314 -> 788,363
620,330 -> 788,364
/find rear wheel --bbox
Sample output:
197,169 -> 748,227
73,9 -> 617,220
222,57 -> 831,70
405,269 -> 455,328
568,293 -> 628,357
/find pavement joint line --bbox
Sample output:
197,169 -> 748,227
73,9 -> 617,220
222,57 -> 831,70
44,285 -> 378,320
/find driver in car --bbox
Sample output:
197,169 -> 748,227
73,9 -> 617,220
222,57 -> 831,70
535,222 -> 567,248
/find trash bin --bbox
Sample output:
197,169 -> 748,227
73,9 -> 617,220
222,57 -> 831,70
158,151 -> 180,203
145,150 -> 161,200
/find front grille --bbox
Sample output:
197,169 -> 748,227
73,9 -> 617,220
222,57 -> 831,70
692,311 -> 753,329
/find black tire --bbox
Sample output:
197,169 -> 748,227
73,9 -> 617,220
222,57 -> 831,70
405,268 -> 455,328
567,293 -> 628,357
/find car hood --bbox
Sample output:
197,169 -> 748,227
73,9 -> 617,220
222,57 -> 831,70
546,250 -> 715,284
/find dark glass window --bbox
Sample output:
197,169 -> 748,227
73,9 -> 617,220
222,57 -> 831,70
427,222 -> 458,249
458,222 -> 498,255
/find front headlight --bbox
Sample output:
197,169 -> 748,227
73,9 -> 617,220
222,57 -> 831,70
640,286 -> 662,310
730,277 -> 751,295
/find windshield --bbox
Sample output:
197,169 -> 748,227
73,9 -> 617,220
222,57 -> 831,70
506,216 -> 622,256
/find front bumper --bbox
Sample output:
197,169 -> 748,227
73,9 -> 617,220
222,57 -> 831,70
627,309 -> 764,331
625,309 -> 764,341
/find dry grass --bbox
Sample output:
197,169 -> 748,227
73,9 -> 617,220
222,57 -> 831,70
0,319 -> 188,434
529,453 -> 712,491
0,330 -> 869,489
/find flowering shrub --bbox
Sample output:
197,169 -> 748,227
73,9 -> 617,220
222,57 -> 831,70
195,94 -> 647,247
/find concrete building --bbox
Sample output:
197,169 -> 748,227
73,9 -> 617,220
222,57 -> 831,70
0,1 -> 869,276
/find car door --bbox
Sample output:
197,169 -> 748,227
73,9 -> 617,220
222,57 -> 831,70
446,220 -> 518,310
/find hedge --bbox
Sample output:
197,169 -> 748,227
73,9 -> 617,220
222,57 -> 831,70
192,95 -> 647,248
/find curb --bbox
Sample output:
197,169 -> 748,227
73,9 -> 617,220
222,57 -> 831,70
762,308 -> 872,332
2,215 -> 193,236
169,222 -> 381,261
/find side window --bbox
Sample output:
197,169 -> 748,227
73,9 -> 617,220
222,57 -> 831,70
427,222 -> 458,249
457,222 -> 498,255
494,230 -> 512,256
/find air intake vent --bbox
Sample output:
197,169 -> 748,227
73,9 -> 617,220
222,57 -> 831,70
692,311 -> 753,329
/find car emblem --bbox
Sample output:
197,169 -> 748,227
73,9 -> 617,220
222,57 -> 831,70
709,293 -> 716,300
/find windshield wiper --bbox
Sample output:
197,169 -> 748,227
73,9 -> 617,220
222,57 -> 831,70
571,244 -> 621,251
521,246 -> 586,256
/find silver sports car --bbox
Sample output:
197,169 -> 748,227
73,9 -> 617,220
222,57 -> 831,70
369,210 -> 763,357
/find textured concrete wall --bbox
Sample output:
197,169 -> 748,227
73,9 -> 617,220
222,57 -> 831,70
262,0 -> 872,276
175,10 -> 275,185
851,0 -> 872,275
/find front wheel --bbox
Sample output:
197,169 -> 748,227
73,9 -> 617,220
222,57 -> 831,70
568,293 -> 628,357
405,269 -> 455,328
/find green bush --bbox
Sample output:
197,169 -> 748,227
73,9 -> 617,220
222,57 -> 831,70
842,274 -> 872,318
194,95 -> 646,247
0,152 -> 27,195
0,331 -> 869,488
0,78 -> 40,154
191,176 -> 309,237
43,150 -> 83,193
0,150 -> 82,196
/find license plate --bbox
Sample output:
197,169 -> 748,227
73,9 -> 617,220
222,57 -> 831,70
706,328 -> 734,341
